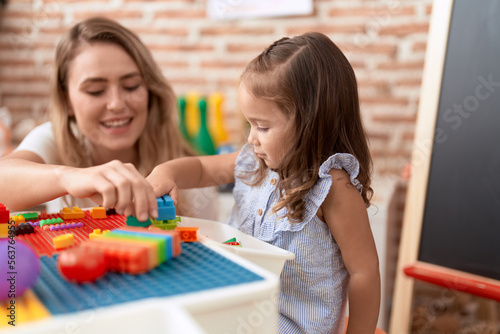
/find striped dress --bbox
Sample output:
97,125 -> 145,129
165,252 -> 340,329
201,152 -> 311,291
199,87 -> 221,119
228,143 -> 363,334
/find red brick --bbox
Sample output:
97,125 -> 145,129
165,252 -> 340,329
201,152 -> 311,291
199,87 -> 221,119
378,23 -> 429,36
226,43 -> 269,53
286,24 -> 364,36
200,60 -> 247,69
73,11 -> 143,21
200,26 -> 274,36
328,6 -> 415,17
377,61 -> 424,70
154,9 -> 206,19
148,44 -> 214,52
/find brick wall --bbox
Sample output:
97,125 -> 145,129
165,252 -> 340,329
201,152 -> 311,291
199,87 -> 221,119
0,0 -> 433,177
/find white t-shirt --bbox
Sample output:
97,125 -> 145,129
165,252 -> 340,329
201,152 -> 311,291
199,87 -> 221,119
15,122 -> 219,219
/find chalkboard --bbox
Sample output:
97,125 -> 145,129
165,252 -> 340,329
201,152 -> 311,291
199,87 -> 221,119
390,0 -> 500,331
418,0 -> 500,281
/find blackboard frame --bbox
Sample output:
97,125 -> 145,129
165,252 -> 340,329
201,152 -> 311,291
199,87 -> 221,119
390,0 -> 500,332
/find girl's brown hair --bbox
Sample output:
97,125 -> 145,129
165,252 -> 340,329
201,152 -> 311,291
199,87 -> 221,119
50,16 -> 193,175
241,32 -> 373,222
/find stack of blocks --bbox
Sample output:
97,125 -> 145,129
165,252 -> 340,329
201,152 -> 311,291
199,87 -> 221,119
0,203 -> 9,237
79,226 -> 182,275
126,195 -> 178,229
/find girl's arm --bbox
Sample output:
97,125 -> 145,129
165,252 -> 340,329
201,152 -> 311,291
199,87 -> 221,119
0,150 -> 158,221
146,151 -> 239,204
322,169 -> 381,334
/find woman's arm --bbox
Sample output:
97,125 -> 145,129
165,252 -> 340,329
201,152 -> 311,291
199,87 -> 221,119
321,169 -> 380,334
146,151 -> 239,204
0,150 -> 158,221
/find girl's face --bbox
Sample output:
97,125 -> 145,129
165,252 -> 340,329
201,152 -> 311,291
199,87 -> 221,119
66,42 -> 148,157
239,82 -> 294,169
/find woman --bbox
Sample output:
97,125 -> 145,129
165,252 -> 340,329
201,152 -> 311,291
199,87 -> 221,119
0,17 -> 217,221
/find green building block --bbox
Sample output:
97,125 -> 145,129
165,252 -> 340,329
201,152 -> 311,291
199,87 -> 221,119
20,212 -> 38,221
40,217 -> 63,227
126,215 -> 151,227
152,216 -> 181,230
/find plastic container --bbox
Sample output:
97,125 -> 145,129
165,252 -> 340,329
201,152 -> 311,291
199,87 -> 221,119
179,217 -> 295,276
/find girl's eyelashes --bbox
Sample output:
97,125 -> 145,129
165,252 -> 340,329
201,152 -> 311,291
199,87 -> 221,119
257,127 -> 268,132
87,90 -> 104,96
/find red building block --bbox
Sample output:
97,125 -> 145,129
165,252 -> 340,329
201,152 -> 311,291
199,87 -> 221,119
0,203 -> 9,224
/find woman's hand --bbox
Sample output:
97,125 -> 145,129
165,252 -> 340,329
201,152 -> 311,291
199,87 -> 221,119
59,160 -> 157,221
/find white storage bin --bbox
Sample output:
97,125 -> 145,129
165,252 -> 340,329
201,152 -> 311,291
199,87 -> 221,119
179,217 -> 295,277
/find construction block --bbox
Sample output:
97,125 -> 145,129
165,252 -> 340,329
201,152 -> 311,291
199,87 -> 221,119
59,207 -> 85,220
175,227 -> 199,242
20,212 -> 38,221
0,203 -> 9,224
126,215 -> 151,227
89,229 -> 110,239
39,210 -> 49,219
50,222 -> 84,232
156,195 -> 176,221
104,231 -> 166,263
53,233 -> 75,249
81,239 -> 151,274
152,216 -> 180,230
0,224 -> 8,238
93,236 -> 158,268
14,222 -> 35,235
40,217 -> 64,227
122,226 -> 182,257
96,235 -> 159,268
11,215 -> 25,225
90,207 -> 107,219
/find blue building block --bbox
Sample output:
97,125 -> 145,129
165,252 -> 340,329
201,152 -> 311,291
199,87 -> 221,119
156,195 -> 176,221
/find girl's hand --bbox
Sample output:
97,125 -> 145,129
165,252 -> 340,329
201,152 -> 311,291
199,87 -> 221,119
59,160 -> 158,221
146,164 -> 179,206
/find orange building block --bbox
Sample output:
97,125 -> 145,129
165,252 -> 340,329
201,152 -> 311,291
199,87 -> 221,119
0,224 -> 8,238
175,227 -> 199,242
59,207 -> 85,220
90,207 -> 107,219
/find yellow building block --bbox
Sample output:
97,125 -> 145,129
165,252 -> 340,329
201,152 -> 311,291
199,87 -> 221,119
59,207 -> 85,220
53,233 -> 74,249
89,229 -> 110,239
11,215 -> 25,225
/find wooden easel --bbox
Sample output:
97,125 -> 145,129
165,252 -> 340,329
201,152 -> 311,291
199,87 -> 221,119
389,0 -> 500,332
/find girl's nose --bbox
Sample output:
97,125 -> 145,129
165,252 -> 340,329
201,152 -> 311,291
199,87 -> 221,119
247,127 -> 259,146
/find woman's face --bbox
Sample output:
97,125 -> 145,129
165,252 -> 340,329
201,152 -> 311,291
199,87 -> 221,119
66,42 -> 148,156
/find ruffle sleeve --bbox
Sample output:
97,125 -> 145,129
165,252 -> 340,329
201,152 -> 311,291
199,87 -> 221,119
269,153 -> 363,235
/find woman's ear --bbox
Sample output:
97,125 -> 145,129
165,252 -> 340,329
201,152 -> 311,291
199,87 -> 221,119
64,94 -> 74,116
